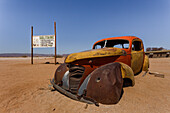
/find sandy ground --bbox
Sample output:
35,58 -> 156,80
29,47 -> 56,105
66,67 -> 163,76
0,57 -> 169,113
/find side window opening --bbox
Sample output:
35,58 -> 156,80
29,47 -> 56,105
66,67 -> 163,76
132,41 -> 142,51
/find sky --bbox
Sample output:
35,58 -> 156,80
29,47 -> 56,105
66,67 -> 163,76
0,0 -> 170,54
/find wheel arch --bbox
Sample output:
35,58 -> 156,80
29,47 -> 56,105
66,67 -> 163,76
119,62 -> 135,86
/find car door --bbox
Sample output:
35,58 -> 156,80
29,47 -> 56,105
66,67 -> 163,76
131,39 -> 144,74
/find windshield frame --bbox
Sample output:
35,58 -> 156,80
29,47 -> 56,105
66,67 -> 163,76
93,39 -> 130,50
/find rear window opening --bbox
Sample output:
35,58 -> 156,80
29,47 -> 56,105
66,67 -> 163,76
93,40 -> 129,49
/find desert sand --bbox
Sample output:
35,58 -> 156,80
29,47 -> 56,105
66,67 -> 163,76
0,57 -> 169,113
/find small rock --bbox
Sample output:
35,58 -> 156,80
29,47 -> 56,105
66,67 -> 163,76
84,104 -> 88,109
45,62 -> 50,64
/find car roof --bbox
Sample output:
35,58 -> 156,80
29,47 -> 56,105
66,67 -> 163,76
93,36 -> 141,46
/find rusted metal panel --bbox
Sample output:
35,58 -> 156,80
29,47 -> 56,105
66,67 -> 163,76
54,63 -> 68,85
50,79 -> 95,105
86,62 -> 123,104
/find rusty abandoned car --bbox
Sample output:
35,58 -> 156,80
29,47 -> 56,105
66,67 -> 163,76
50,36 -> 149,106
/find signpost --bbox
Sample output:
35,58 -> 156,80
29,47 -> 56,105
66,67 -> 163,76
31,22 -> 57,64
31,26 -> 33,64
54,22 -> 57,65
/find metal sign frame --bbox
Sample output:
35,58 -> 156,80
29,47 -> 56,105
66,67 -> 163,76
31,22 -> 57,65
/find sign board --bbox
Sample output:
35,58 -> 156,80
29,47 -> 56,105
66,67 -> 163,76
33,35 -> 55,48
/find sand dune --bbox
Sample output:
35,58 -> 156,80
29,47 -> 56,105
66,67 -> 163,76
0,57 -> 169,113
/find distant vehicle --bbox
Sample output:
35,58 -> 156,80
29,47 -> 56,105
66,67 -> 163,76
51,36 -> 149,106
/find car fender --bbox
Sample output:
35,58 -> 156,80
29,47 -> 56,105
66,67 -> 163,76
142,55 -> 149,72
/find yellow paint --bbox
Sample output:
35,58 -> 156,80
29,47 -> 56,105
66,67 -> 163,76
120,62 -> 135,86
131,39 -> 144,74
131,51 -> 144,74
65,48 -> 124,63
142,55 -> 149,71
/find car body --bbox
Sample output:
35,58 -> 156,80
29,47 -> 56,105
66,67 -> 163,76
51,36 -> 149,105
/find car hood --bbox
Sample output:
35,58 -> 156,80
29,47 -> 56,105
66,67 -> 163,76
65,47 -> 126,63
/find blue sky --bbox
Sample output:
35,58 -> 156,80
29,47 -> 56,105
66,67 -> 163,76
0,0 -> 170,54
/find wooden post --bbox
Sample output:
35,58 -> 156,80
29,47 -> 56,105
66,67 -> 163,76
54,22 -> 56,65
31,26 -> 33,64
